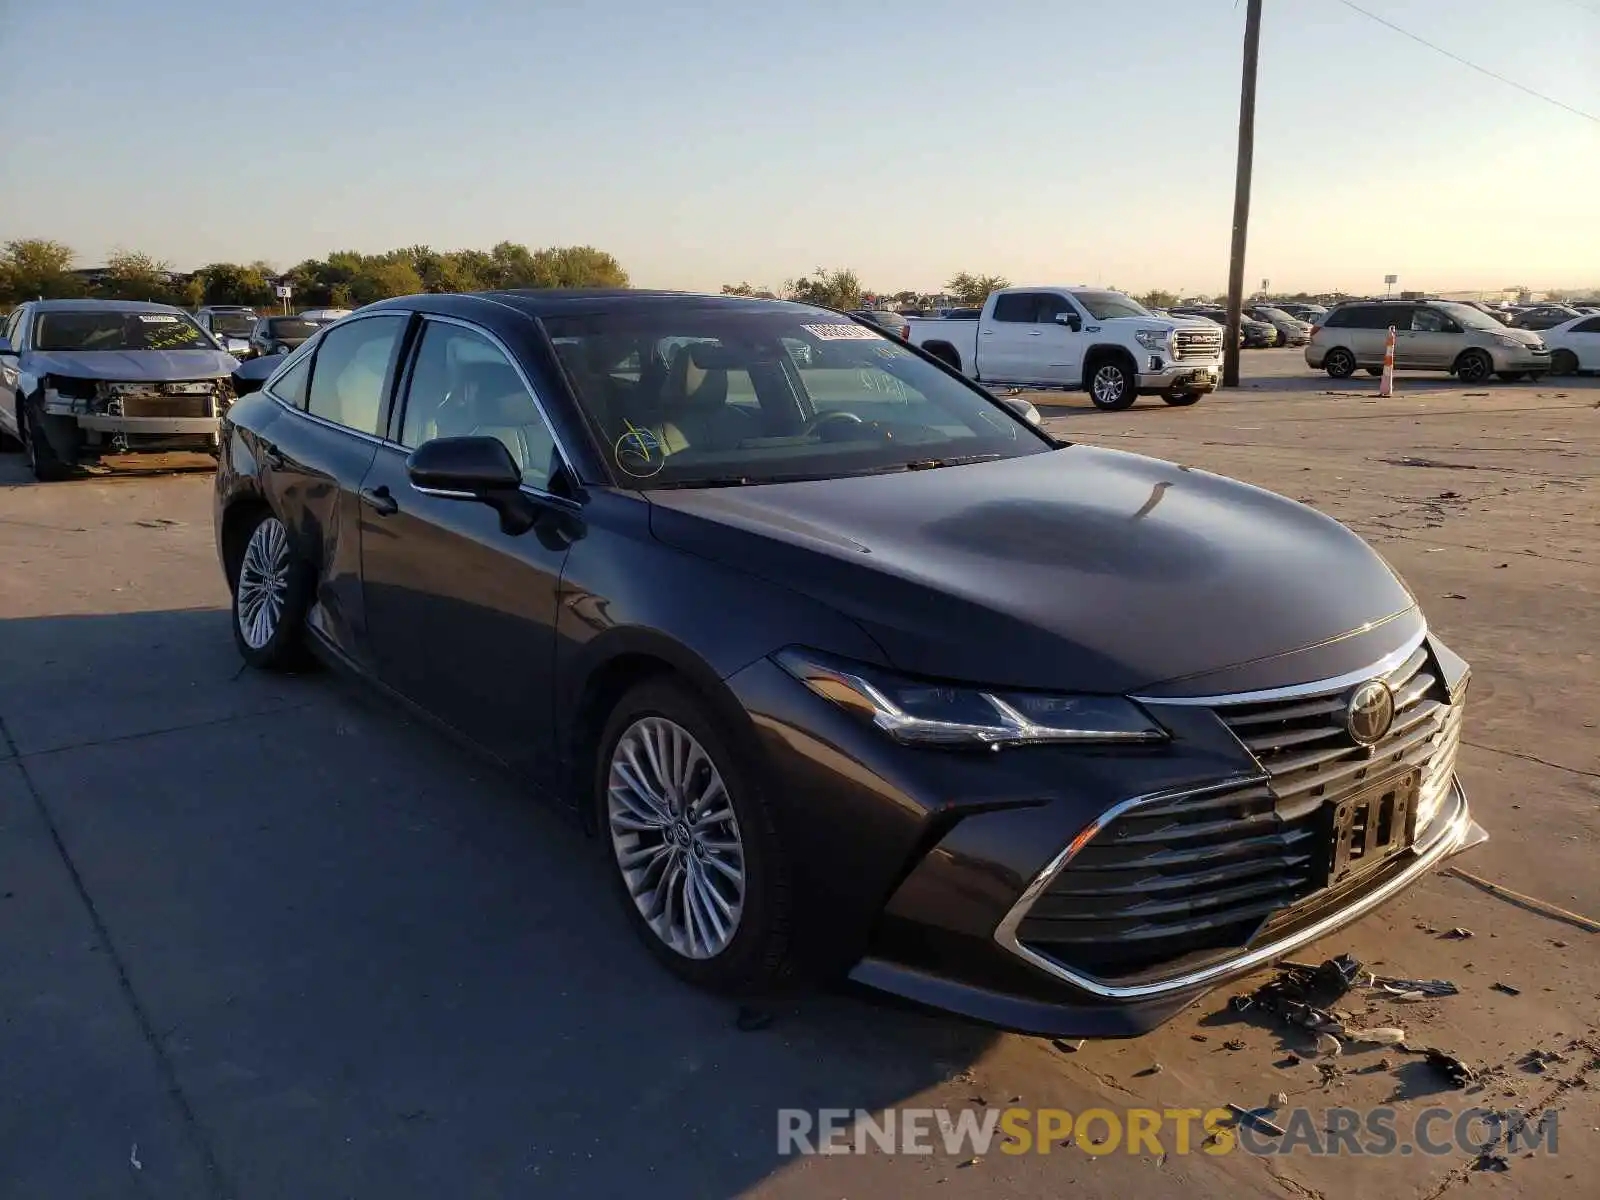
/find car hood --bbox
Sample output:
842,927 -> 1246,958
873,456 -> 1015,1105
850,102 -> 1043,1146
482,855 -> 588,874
646,446 -> 1417,694
27,348 -> 238,381
1501,327 -> 1546,348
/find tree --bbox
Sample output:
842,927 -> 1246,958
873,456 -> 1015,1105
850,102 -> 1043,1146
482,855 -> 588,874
1137,289 -> 1179,310
0,239 -> 84,302
784,266 -> 862,310
349,259 -> 424,305
945,272 -> 1009,306
198,262 -> 274,307
524,245 -> 629,289
99,250 -> 179,303
720,281 -> 776,298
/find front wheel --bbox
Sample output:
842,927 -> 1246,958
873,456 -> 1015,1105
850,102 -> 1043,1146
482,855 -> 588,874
1550,350 -> 1579,376
230,511 -> 313,671
1162,389 -> 1202,406
20,397 -> 71,481
599,679 -> 791,994
1324,348 -> 1356,379
1455,349 -> 1493,384
1088,359 -> 1137,410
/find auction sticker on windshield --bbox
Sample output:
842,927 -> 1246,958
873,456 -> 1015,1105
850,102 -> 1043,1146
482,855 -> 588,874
803,323 -> 881,341
137,314 -> 180,323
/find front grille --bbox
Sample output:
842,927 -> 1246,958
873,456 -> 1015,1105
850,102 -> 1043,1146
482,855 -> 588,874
1173,328 -> 1223,360
1014,640 -> 1465,984
120,395 -> 214,420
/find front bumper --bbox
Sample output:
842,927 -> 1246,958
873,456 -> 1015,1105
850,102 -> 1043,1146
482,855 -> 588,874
729,628 -> 1481,1039
1136,361 -> 1221,393
1491,349 -> 1551,373
71,414 -> 220,435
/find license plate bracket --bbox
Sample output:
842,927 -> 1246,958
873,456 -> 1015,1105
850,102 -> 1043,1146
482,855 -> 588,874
1324,770 -> 1420,887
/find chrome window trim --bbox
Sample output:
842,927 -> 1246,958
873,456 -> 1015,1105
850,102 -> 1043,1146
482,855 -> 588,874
1131,625 -> 1430,708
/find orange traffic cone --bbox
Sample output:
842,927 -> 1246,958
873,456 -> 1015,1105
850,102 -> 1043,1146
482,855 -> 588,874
1378,326 -> 1396,397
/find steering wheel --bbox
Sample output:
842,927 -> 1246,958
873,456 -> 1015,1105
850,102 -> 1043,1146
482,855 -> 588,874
802,410 -> 870,441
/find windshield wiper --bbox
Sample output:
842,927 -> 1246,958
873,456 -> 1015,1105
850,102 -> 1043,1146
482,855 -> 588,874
898,453 -> 1003,471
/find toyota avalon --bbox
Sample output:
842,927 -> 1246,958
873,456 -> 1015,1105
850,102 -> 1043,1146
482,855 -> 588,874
213,290 -> 1483,1036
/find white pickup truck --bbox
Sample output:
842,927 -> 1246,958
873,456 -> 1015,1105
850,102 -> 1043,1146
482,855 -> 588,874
906,286 -> 1226,410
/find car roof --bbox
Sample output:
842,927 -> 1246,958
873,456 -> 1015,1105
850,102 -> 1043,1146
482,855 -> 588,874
360,289 -> 846,324
29,299 -> 189,314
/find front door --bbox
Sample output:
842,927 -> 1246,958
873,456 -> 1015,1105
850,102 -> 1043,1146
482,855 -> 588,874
358,316 -> 574,779
1403,306 -> 1457,369
1030,293 -> 1087,386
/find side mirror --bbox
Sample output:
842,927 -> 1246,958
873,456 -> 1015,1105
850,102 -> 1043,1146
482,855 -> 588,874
999,395 -> 1043,426
406,435 -> 537,535
1054,313 -> 1082,332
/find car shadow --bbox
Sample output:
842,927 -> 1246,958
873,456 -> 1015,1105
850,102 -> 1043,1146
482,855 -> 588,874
0,607 -> 1001,1198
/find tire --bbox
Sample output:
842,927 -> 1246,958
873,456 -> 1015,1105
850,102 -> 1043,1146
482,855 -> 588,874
0,406 -> 20,453
20,396 -> 71,481
229,510 -> 314,671
1275,330 -> 1287,348
1497,371 -> 1526,383
1551,350 -> 1579,376
1324,348 -> 1357,379
1161,389 -> 1202,406
1365,367 -> 1384,377
1455,349 -> 1492,384
1087,356 -> 1137,410
924,342 -> 961,372
597,678 -> 791,995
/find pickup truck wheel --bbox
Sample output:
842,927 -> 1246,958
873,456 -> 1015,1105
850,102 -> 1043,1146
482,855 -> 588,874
1323,348 -> 1357,378
923,342 -> 961,372
1161,389 -> 1202,407
1088,358 -> 1137,411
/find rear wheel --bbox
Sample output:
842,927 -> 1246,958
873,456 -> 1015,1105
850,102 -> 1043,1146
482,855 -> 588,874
1324,348 -> 1356,379
1550,349 -> 1579,376
1455,349 -> 1493,384
598,679 -> 792,994
1087,357 -> 1137,411
230,511 -> 313,671
1365,367 -> 1384,377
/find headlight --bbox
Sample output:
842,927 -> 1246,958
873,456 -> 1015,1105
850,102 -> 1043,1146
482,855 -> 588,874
774,649 -> 1168,748
1135,329 -> 1169,351
1494,334 -> 1524,346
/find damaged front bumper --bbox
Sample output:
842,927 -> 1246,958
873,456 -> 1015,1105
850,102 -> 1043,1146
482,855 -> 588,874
43,379 -> 232,451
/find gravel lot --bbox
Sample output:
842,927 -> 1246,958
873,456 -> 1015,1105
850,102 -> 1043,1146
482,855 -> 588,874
1,349 -> 1595,1199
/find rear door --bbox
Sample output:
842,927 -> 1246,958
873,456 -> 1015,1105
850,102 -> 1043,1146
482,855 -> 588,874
254,313 -> 411,660
1564,316 -> 1600,369
981,292 -> 1047,382
358,315 -> 575,779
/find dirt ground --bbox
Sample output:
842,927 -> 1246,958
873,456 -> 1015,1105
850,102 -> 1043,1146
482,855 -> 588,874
0,349 -> 1595,1199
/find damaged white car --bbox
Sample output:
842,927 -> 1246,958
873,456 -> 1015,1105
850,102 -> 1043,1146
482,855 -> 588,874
0,299 -> 242,480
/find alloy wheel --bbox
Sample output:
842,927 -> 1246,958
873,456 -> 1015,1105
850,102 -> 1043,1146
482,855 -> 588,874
607,716 -> 746,960
236,517 -> 291,650
1092,364 -> 1126,406
1457,351 -> 1491,384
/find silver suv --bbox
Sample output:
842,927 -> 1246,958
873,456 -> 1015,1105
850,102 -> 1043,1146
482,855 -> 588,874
1307,300 -> 1551,384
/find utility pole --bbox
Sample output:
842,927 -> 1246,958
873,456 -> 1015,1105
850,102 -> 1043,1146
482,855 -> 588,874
1222,0 -> 1263,388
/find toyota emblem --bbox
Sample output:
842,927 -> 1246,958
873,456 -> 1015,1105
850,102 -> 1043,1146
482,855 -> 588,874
1345,679 -> 1395,746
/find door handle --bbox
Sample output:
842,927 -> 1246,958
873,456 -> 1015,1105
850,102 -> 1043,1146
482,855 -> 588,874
359,485 -> 398,516
1028,330 -> 1044,336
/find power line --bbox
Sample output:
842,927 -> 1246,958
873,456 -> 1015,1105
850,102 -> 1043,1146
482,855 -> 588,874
1335,0 -> 1600,125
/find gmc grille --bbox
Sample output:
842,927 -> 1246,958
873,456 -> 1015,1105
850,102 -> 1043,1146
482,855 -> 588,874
1013,641 -> 1464,984
1173,328 -> 1223,360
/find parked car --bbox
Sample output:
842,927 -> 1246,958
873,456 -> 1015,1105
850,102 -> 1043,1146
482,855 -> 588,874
0,300 -> 239,479
249,315 -> 327,358
214,288 -> 1482,1037
1306,300 -> 1551,383
193,306 -> 259,357
849,309 -> 910,340
1277,303 -> 1328,323
298,307 -> 355,322
1508,305 -> 1582,332
1542,312 -> 1600,375
1247,306 -> 1311,347
907,287 -> 1225,408
1240,316 -> 1278,349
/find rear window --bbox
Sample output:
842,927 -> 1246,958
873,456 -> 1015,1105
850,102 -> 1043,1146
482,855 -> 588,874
267,318 -> 320,338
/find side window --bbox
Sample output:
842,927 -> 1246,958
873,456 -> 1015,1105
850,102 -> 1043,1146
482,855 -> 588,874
398,321 -> 559,491
267,354 -> 312,408
991,294 -> 1039,323
3,307 -> 22,347
1034,294 -> 1076,324
1411,308 -> 1445,333
1323,308 -> 1352,329
305,315 -> 406,436
1574,317 -> 1600,334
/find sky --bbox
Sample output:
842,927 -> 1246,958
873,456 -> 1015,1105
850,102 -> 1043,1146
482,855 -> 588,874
2,0 -> 1597,296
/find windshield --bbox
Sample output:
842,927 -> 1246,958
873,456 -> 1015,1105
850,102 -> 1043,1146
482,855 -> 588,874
210,314 -> 256,337
1437,302 -> 1508,332
543,309 -> 1052,489
1070,290 -> 1151,321
266,318 -> 320,339
1256,307 -> 1296,322
33,310 -> 214,353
